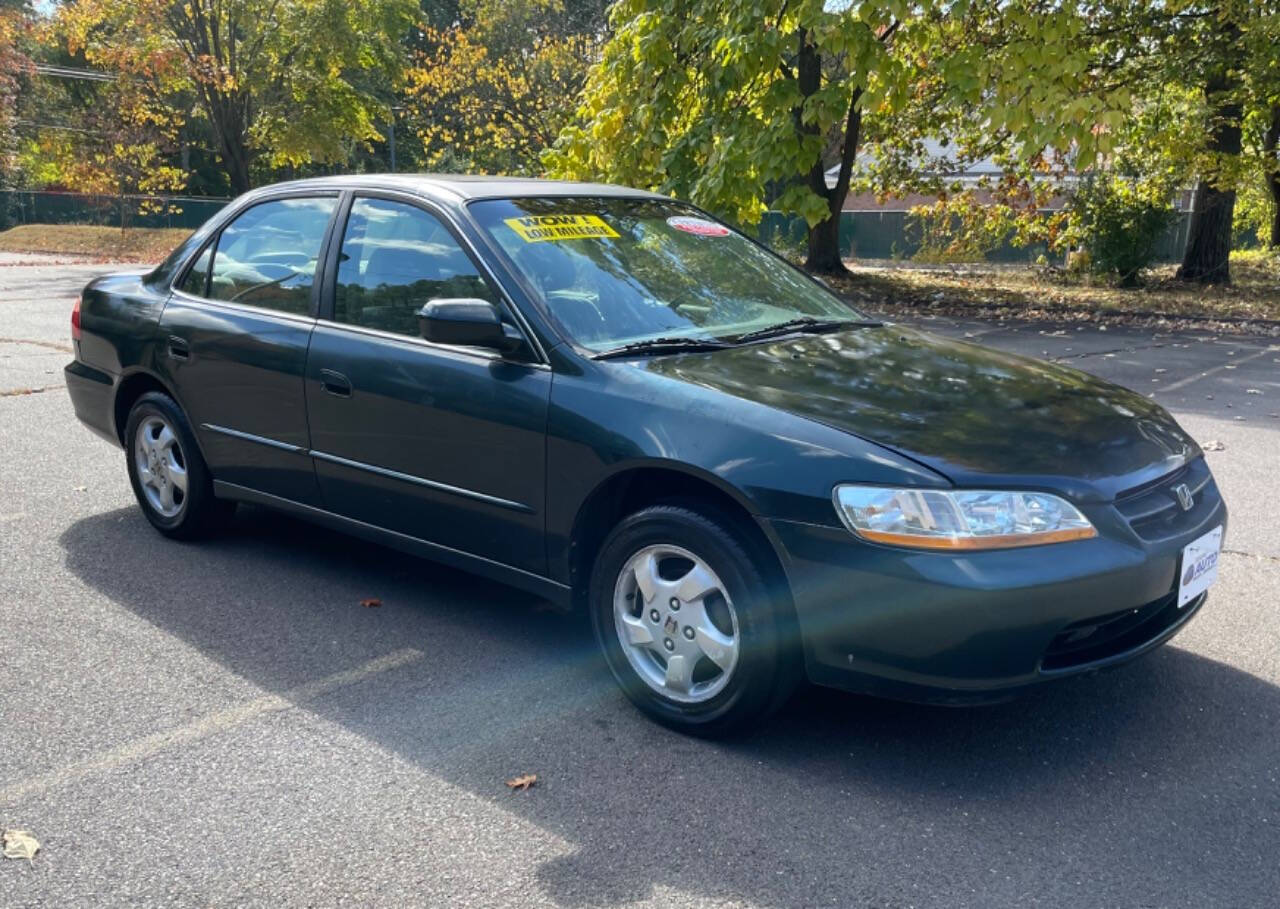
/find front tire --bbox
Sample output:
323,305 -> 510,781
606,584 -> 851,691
124,391 -> 231,539
589,504 -> 798,737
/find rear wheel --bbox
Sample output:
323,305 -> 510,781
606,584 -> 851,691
589,504 -> 797,736
124,391 -> 232,539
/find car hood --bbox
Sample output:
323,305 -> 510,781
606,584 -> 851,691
640,325 -> 1198,502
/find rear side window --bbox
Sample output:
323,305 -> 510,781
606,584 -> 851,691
177,244 -> 212,296
333,197 -> 497,338
207,197 -> 337,315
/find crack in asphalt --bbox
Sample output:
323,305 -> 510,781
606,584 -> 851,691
1224,548 -> 1280,564
0,336 -> 74,353
1050,342 -> 1170,363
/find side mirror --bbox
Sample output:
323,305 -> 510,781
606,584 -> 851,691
416,298 -> 523,352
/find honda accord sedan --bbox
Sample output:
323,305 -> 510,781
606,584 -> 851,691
65,175 -> 1226,735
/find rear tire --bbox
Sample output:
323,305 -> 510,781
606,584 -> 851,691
589,504 -> 798,737
124,391 -> 232,539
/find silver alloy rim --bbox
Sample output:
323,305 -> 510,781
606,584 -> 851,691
134,416 -> 188,519
612,544 -> 740,704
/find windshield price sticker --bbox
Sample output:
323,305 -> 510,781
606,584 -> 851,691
505,214 -> 620,243
667,216 -> 731,237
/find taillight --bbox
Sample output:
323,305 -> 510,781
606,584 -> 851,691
71,298 -> 82,341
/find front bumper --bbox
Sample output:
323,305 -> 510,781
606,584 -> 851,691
766,470 -> 1227,704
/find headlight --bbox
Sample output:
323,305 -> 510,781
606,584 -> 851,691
832,485 -> 1096,550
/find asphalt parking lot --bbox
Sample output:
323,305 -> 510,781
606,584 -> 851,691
2,255 -> 1278,907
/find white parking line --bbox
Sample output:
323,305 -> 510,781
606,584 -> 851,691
1156,345 -> 1280,394
0,648 -> 423,806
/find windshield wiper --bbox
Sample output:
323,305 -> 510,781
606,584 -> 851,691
593,336 -> 735,360
731,317 -> 879,344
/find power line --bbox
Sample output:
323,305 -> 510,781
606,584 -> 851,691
15,120 -> 223,155
15,119 -> 105,135
33,64 -> 117,83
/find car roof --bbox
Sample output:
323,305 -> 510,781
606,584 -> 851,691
250,174 -> 670,203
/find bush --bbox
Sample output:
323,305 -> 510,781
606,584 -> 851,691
759,216 -> 808,264
1068,177 -> 1177,287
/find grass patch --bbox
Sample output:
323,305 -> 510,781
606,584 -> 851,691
0,225 -> 190,262
830,251 -> 1280,330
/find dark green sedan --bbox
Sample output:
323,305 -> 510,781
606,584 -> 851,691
65,176 -> 1226,735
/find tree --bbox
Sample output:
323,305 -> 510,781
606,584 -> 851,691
1174,12 -> 1243,283
546,0 -> 907,273
0,0 -> 33,224
1265,104 -> 1280,247
405,0 -> 606,175
546,1 -> 1132,274
1103,1 -> 1280,281
59,0 -> 417,196
32,75 -> 189,227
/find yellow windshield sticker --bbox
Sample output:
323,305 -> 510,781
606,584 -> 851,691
504,214 -> 620,243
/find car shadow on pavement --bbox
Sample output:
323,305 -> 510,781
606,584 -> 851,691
60,505 -> 1280,907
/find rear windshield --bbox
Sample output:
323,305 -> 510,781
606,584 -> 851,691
469,197 -> 861,351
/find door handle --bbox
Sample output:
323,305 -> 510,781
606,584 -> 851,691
319,368 -> 352,397
167,336 -> 190,360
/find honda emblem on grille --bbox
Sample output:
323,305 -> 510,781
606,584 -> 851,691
1173,483 -> 1194,511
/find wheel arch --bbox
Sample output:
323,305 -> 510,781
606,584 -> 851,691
567,462 -> 792,614
112,369 -> 183,446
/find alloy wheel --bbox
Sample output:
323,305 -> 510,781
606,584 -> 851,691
134,415 -> 189,519
612,543 -> 740,704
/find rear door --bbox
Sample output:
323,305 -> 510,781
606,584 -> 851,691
303,193 -> 551,575
159,193 -> 339,504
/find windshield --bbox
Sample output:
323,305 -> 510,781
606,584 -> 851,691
469,197 -> 864,352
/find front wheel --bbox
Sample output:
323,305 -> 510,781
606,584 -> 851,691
589,504 -> 797,737
124,391 -> 232,539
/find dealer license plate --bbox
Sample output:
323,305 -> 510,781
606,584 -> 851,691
1178,526 -> 1222,608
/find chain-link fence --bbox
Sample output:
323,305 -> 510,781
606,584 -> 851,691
1,190 -> 230,230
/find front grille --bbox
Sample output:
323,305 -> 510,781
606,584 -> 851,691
1041,591 -> 1192,672
1115,457 -> 1214,543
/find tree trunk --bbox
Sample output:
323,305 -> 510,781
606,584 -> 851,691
197,86 -> 253,196
214,108 -> 253,197
223,143 -> 252,197
1270,188 -> 1280,250
1177,24 -> 1243,284
1265,105 -> 1280,249
793,29 -> 865,275
1179,181 -> 1236,283
806,212 -> 844,272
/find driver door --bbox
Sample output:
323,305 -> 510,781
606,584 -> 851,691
158,193 -> 339,504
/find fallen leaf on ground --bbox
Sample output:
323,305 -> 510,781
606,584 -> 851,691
1202,440 -> 1226,451
505,774 -> 537,791
2,829 -> 39,861
360,597 -> 382,609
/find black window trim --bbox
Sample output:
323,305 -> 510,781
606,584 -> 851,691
176,241 -> 214,299
168,189 -> 343,322
317,188 -> 548,366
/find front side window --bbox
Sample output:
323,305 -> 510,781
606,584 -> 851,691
207,197 -> 336,314
334,197 -> 497,338
468,197 -> 862,351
